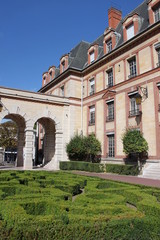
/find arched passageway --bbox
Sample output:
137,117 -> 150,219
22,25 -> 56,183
35,117 -> 56,166
1,114 -> 26,167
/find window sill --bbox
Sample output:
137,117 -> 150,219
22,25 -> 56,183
88,123 -> 95,126
128,111 -> 142,118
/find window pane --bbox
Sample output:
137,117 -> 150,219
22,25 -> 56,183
107,70 -> 113,87
106,39 -> 112,53
154,6 -> 160,22
90,52 -> 95,63
126,24 -> 134,40
108,135 -> 115,157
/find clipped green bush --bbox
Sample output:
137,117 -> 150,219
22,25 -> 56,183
106,164 -> 139,176
60,161 -> 104,172
122,129 -> 148,158
66,133 -> 101,162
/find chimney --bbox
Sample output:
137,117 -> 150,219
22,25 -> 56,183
108,7 -> 122,29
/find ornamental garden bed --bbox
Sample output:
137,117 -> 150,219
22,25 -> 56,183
0,170 -> 160,239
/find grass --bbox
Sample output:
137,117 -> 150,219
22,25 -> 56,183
0,170 -> 160,239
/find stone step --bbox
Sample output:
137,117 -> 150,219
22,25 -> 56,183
141,163 -> 160,180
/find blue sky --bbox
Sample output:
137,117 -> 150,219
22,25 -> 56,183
0,0 -> 143,92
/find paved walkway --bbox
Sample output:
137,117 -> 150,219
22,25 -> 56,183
73,171 -> 160,188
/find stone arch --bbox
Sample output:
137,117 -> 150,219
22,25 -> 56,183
36,117 -> 56,165
0,113 -> 26,167
33,113 -> 63,170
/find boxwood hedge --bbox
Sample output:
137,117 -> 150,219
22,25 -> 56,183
60,161 -> 139,175
0,170 -> 159,240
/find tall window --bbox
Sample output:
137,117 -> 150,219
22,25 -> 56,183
89,106 -> 95,125
129,95 -> 140,116
106,101 -> 114,121
106,39 -> 112,53
108,134 -> 115,158
106,69 -> 113,88
128,57 -> 137,78
60,85 -> 64,97
154,5 -> 160,23
90,51 -> 95,63
89,78 -> 95,95
62,61 -> 65,72
157,48 -> 160,67
126,23 -> 134,40
49,71 -> 52,81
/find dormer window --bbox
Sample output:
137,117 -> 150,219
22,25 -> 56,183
60,54 -> 69,74
60,85 -> 64,97
49,71 -> 52,81
62,61 -> 65,72
148,0 -> 160,25
106,39 -> 112,53
126,23 -> 134,40
88,44 -> 98,64
154,5 -> 160,22
90,51 -> 95,63
123,14 -> 140,42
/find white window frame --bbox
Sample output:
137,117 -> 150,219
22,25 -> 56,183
89,78 -> 95,95
106,39 -> 112,53
90,51 -> 95,63
60,85 -> 64,97
89,106 -> 95,125
106,69 -> 113,88
126,23 -> 134,40
154,5 -> 160,23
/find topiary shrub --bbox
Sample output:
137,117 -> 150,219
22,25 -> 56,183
122,129 -> 148,170
66,133 -> 101,162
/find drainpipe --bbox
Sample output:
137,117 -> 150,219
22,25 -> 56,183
81,77 -> 84,136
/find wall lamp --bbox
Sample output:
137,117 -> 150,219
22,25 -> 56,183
135,86 -> 148,105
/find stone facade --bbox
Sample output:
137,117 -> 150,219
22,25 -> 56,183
0,0 -> 160,169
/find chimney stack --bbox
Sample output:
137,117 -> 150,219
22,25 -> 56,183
108,7 -> 122,29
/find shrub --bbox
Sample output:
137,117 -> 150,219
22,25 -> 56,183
66,133 -> 101,162
105,164 -> 139,176
122,129 -> 148,158
60,161 -> 104,172
66,134 -> 86,161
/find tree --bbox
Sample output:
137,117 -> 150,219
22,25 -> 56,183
66,133 -> 101,162
122,129 -> 148,170
0,121 -> 18,149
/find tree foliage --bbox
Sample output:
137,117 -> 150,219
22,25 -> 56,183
122,129 -> 148,156
66,133 -> 101,162
0,121 -> 18,149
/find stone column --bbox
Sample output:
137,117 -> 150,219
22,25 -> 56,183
23,129 -> 34,170
53,130 -> 63,170
16,131 -> 25,167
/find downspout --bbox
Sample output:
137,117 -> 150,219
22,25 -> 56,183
81,77 -> 84,136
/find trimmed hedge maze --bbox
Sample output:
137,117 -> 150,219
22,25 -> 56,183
0,171 -> 160,239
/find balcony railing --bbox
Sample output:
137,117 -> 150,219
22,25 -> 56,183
89,90 -> 95,96
129,109 -> 142,117
106,115 -> 114,122
128,72 -> 137,79
89,119 -> 95,126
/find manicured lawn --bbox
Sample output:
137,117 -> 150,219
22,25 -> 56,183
0,170 -> 160,239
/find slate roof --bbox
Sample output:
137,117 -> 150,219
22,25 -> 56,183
39,0 -> 157,91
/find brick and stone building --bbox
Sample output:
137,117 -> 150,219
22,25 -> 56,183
0,0 -> 160,174
39,0 -> 160,164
